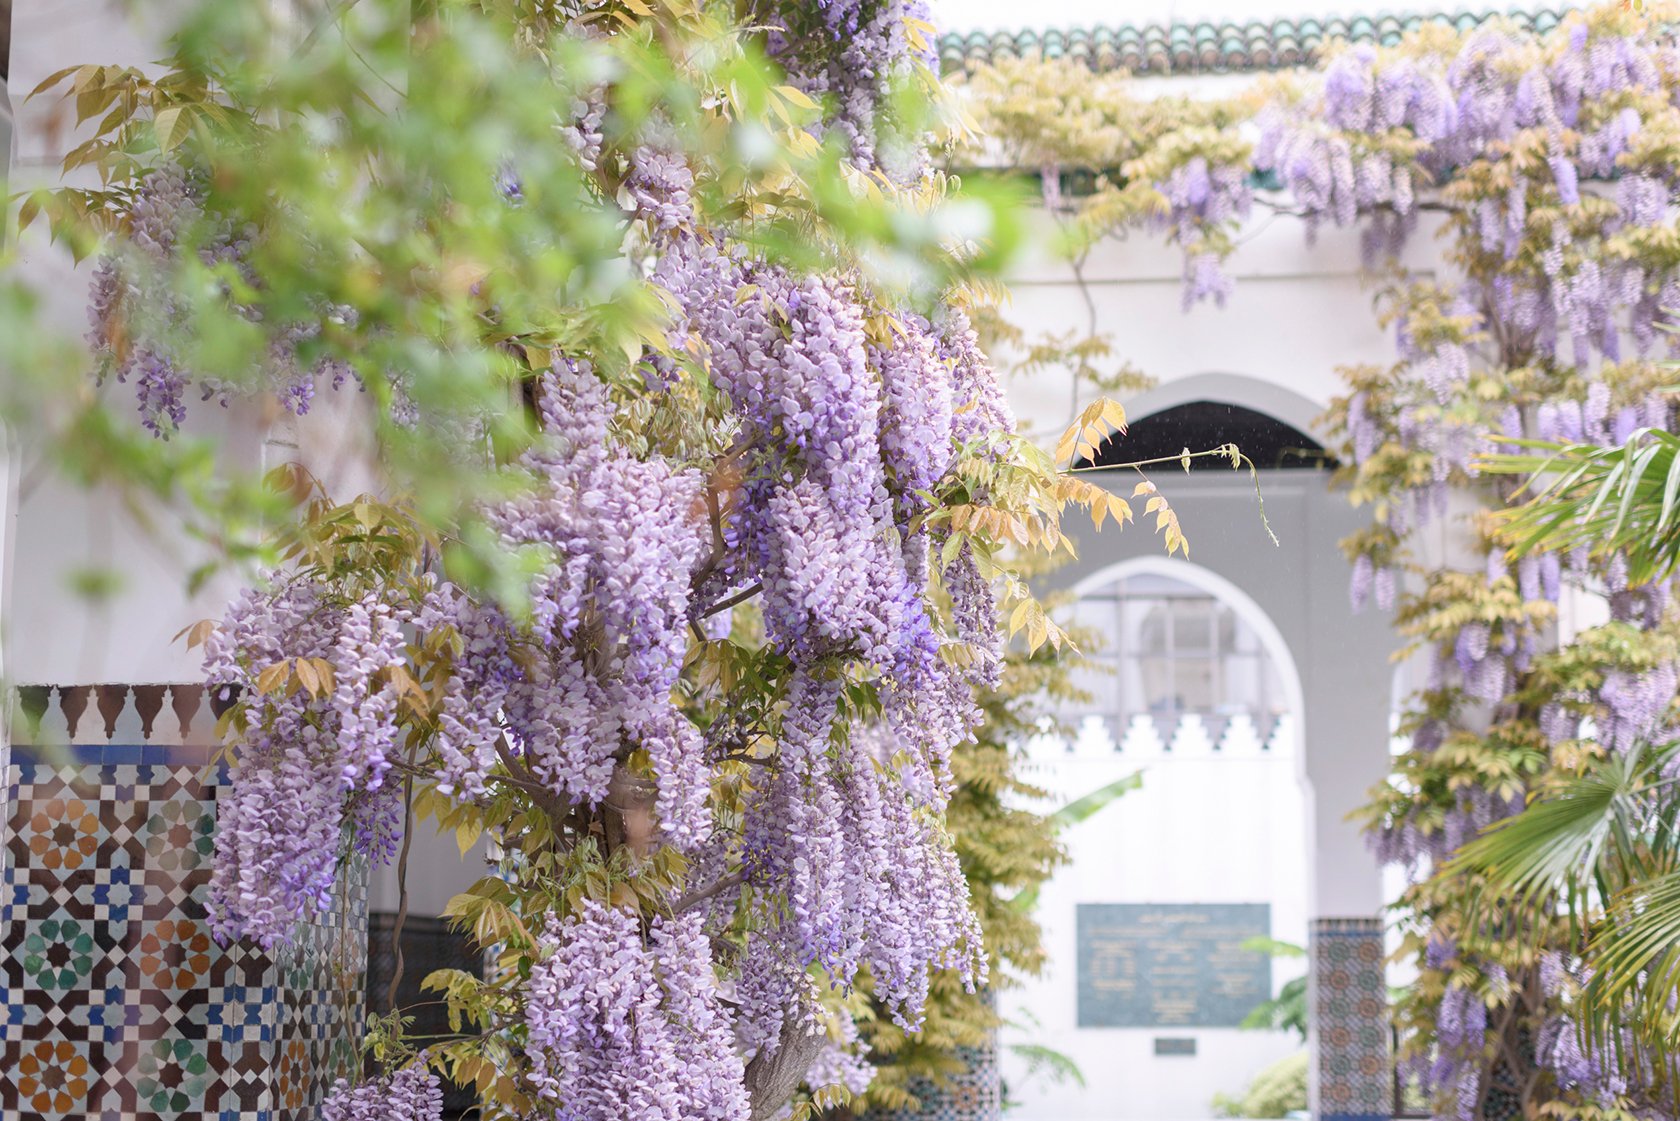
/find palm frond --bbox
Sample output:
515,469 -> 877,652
1048,769 -> 1143,830
1238,936 -> 1306,959
1450,753 -> 1644,922
1004,1043 -> 1086,1090
1452,743 -> 1680,1064
1584,867 -> 1680,1059
1482,430 -> 1680,585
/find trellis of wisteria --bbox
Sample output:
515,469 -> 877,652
964,5 -> 1680,1117
61,0 -> 1153,1119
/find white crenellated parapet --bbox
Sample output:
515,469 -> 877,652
1118,712 -> 1165,756
1167,713 -> 1212,755
1218,712 -> 1263,755
1023,729 -> 1066,764
1265,712 -> 1298,756
1071,714 -> 1118,757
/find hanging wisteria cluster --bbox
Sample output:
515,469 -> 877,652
958,54 -> 1258,316
1287,9 -> 1680,1119
1156,155 -> 1253,309
524,903 -> 750,1119
755,0 -> 941,185
961,5 -> 1680,1118
203,581 -> 410,949
85,165 -> 359,438
65,1 -> 1120,1118
320,1063 -> 445,1121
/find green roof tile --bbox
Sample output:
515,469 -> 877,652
937,5 -> 1574,75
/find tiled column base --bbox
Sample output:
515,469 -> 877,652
863,1041 -> 1000,1121
1,685 -> 366,1120
1310,916 -> 1389,1121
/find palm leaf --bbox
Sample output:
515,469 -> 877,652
1453,744 -> 1680,1063
1482,430 -> 1680,585
1449,758 -> 1635,921
1004,1042 -> 1087,1089
1582,867 -> 1680,1061
1048,769 -> 1143,829
1238,936 -> 1306,959
1006,771 -> 1142,913
1238,976 -> 1307,1040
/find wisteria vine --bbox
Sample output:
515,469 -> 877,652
963,5 -> 1680,1118
70,2 -> 1113,1120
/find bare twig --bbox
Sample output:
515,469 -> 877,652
386,765 -> 416,1011
699,581 -> 762,620
671,871 -> 745,914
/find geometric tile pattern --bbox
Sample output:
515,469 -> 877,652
864,990 -> 1000,1121
861,1042 -> 1001,1121
3,684 -> 366,1121
1309,916 -> 1389,1121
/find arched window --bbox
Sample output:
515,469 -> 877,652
1068,570 -> 1289,737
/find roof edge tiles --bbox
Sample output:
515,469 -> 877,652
937,6 -> 1573,76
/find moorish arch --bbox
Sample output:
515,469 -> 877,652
1087,373 -> 1334,472
1014,373 -> 1397,1121
1118,372 -> 1328,440
1069,553 -> 1308,769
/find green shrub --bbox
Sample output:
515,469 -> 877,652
1212,1052 -> 1307,1119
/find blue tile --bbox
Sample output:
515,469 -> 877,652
103,743 -> 146,765
10,743 -> 107,765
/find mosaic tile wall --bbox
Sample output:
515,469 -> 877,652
862,1042 -> 1000,1121
1310,916 -> 1389,1121
2,684 -> 367,1121
863,988 -> 999,1121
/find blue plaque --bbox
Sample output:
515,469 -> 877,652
1076,903 -> 1272,1027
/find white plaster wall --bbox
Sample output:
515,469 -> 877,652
999,208 -> 1445,445
1002,729 -> 1308,1120
6,1 -> 380,686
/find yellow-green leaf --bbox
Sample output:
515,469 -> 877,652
777,84 -> 819,111
295,657 -> 320,696
154,105 -> 193,153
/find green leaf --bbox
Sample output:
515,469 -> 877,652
153,106 -> 193,153
1238,936 -> 1306,959
1050,770 -> 1143,829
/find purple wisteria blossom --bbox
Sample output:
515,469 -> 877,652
320,1064 -> 443,1121
525,901 -> 749,1121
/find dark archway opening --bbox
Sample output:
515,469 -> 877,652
1083,400 -> 1335,471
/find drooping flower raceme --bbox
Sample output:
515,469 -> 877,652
759,0 -> 939,183
477,362 -> 713,846
524,901 -> 750,1121
203,581 -> 411,949
87,165 -> 360,438
739,687 -> 985,1043
320,1063 -> 444,1121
